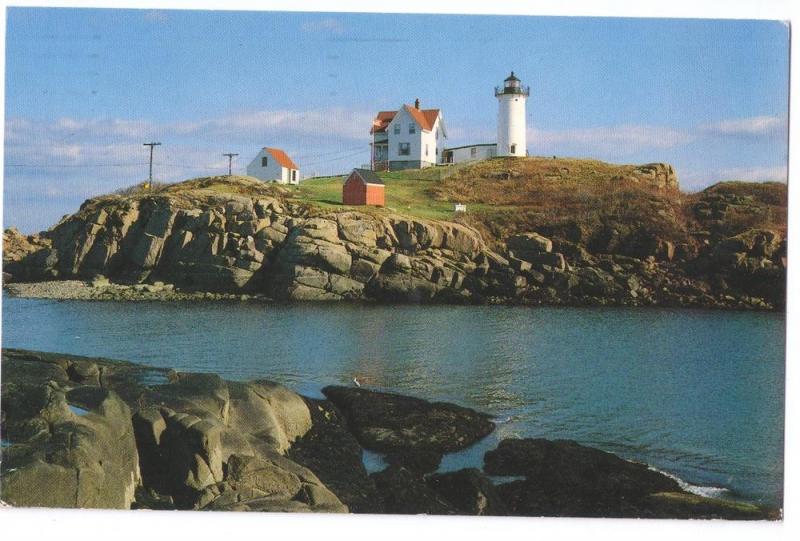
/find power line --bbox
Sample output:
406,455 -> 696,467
4,163 -> 148,168
302,148 -> 368,167
293,144 -> 366,160
4,147 -> 370,172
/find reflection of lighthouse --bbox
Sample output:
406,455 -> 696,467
495,71 -> 529,157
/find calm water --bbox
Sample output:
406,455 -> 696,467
0,296 -> 785,506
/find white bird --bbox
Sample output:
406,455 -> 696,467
352,377 -> 361,387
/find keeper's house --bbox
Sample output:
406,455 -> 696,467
246,147 -> 300,184
343,168 -> 385,207
370,99 -> 446,171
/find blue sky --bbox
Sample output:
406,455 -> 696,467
3,8 -> 790,232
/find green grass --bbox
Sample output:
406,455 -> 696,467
290,170 -> 468,221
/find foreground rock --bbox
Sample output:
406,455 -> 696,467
287,398 -> 384,513
322,385 -> 495,473
484,438 -> 775,519
1,349 -> 346,512
0,349 -> 780,519
1,350 -> 145,508
2,175 -> 786,310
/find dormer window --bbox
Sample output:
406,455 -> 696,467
409,123 -> 416,134
261,157 -> 268,167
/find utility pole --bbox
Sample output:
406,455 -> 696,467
143,142 -> 161,190
223,153 -> 239,176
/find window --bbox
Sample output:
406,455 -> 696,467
291,170 -> 297,182
436,128 -> 439,139
425,144 -> 429,157
470,147 -> 477,158
510,144 -> 517,154
394,123 -> 400,134
399,142 -> 410,156
409,123 -> 416,134
261,157 -> 268,167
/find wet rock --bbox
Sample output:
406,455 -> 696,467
427,468 -> 510,516
484,438 -> 681,517
370,465 -> 457,515
288,398 -> 384,513
322,386 -> 495,456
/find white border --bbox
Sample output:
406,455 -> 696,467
0,1 -> 796,540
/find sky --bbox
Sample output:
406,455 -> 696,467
2,7 -> 790,233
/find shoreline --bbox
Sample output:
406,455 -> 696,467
2,279 -> 783,312
0,348 -> 780,518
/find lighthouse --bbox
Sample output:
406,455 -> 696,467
495,71 -> 529,157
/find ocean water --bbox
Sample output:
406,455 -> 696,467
0,296 -> 785,506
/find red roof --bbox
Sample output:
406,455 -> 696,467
371,111 -> 397,134
264,147 -> 298,169
404,105 -> 440,131
370,106 -> 441,134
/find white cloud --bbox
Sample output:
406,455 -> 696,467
709,165 -> 788,182
528,124 -> 693,154
699,116 -> 785,137
177,107 -> 373,140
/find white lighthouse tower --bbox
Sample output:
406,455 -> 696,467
495,71 -> 529,157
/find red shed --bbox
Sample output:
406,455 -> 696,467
343,168 -> 385,206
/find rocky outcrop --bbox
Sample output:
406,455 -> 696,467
1,176 -> 787,310
616,163 -> 679,191
483,438 -> 773,519
1,349 -> 346,513
1,351 -> 141,509
427,468 -> 510,516
322,386 -> 495,473
370,464 -> 458,515
287,398 -> 384,513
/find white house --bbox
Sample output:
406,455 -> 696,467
370,99 -> 447,171
246,147 -> 300,184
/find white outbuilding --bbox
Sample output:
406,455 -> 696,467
442,143 -> 497,165
246,147 -> 300,184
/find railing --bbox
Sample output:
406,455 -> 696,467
495,85 -> 530,97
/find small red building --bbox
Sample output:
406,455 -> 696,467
343,168 -> 385,207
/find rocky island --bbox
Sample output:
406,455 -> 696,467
0,348 -> 779,518
1,157 -> 788,310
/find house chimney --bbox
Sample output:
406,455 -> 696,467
414,98 -> 420,109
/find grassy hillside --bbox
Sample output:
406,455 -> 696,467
292,171 -> 465,220
288,157 -> 786,255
